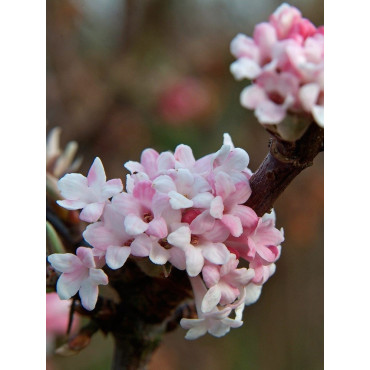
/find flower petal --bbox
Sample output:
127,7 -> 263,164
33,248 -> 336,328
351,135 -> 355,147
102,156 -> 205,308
79,280 -> 98,311
185,246 -> 204,277
202,264 -> 221,287
124,214 -> 148,235
152,175 -> 176,193
244,284 -> 263,305
57,199 -> 87,210
124,160 -> 145,174
240,85 -> 268,110
80,202 -> 105,223
149,242 -> 170,265
190,211 -> 215,235
191,192 -> 214,208
182,321 -> 208,340
312,105 -> 324,127
201,285 -> 222,313
101,179 -> 123,199
132,181 -> 155,209
130,234 -> 152,257
157,151 -> 176,172
58,173 -> 88,200
141,149 -> 159,178
230,58 -> 262,80
48,253 -> 81,273
215,172 -> 236,200
76,247 -> 96,268
87,157 -> 106,188
146,217 -> 168,238
299,83 -> 320,112
167,226 -> 191,249
255,100 -> 287,124
210,196 -> 224,219
168,191 -> 193,209
56,270 -> 85,300
106,246 -> 131,269
201,242 -> 230,265
174,145 -> 196,168
89,268 -> 109,286
221,214 -> 243,237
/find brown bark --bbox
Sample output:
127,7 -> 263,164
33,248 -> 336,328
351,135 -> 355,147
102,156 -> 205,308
245,122 -> 324,216
106,261 -> 192,369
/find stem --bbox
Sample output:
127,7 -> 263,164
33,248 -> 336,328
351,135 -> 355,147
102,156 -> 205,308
112,326 -> 162,370
245,122 -> 324,216
107,261 -> 192,370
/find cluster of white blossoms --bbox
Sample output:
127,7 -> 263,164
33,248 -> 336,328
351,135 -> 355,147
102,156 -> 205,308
48,134 -> 284,339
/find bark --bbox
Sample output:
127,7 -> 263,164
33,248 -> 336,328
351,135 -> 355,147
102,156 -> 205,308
106,261 -> 192,370
245,122 -> 324,216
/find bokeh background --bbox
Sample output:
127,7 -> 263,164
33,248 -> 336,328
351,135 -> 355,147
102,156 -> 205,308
46,0 -> 323,369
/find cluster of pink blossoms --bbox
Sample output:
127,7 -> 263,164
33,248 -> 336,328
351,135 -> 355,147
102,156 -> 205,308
230,3 -> 324,128
48,134 -> 284,339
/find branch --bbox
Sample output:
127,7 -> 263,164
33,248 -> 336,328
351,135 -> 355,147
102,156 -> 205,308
107,260 -> 192,370
245,122 -> 324,216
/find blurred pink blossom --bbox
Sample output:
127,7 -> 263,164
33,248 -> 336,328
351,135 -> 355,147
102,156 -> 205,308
46,292 -> 79,353
158,78 -> 213,124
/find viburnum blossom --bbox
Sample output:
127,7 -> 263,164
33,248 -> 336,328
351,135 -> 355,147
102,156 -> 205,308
48,247 -> 109,311
48,133 -> 284,338
230,3 -> 324,129
180,276 -> 245,339
57,157 -> 123,222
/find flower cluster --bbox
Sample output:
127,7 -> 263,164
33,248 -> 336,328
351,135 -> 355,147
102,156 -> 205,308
230,3 -> 324,129
48,134 -> 284,339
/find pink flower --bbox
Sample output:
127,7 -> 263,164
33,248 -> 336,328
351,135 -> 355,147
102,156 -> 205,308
227,215 -> 284,264
124,149 -> 175,182
112,180 -> 172,238
167,225 -> 230,277
269,3 -> 317,43
201,254 -> 255,312
129,232 -> 186,269
230,3 -> 324,128
48,247 -> 109,311
240,71 -> 299,124
83,203 -> 132,269
209,172 -> 255,237
57,157 -> 123,222
180,276 -> 244,339
153,169 -> 212,210
250,256 -> 278,285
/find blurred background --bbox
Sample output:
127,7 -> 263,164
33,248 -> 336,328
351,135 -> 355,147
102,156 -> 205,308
46,0 -> 323,369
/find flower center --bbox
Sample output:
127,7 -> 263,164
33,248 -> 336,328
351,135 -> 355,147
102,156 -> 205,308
268,91 -> 285,105
159,238 -> 172,250
124,239 -> 134,247
191,235 -> 199,246
143,212 -> 154,223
